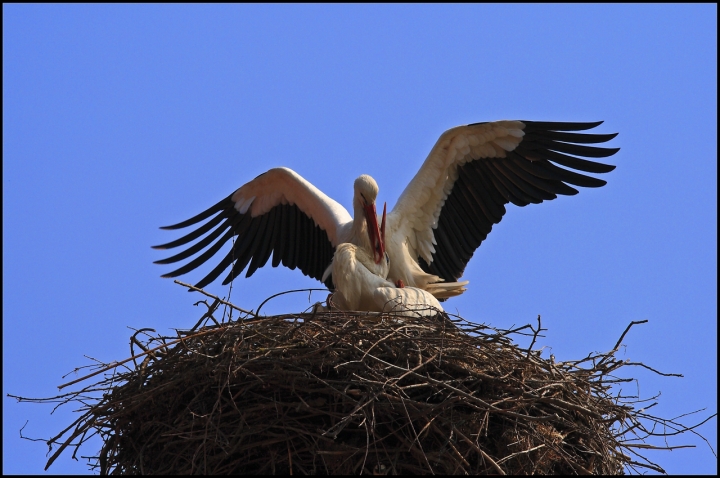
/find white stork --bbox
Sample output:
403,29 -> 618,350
153,120 -> 619,304
330,242 -> 443,316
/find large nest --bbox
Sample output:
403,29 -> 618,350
19,289 -> 715,475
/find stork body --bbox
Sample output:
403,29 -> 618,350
154,120 -> 619,308
331,243 -> 443,316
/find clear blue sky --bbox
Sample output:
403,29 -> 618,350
3,4 -> 716,474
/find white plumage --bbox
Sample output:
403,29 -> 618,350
330,243 -> 443,317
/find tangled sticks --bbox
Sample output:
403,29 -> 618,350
16,290 -> 715,474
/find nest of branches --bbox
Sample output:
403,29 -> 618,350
23,288 -> 715,475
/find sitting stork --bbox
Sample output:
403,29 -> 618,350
153,120 -> 618,306
330,242 -> 444,317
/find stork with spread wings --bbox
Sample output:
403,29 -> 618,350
153,120 -> 618,305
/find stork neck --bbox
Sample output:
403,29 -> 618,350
352,200 -> 372,252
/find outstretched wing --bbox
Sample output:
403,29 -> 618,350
153,167 -> 352,288
388,120 -> 619,282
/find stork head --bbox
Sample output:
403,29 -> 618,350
354,175 -> 386,264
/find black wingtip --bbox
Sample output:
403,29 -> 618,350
154,257 -> 178,265
524,120 -> 605,132
156,194 -> 235,231
159,221 -> 198,231
195,277 -> 214,289
586,178 -> 608,188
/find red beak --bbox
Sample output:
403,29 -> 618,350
364,202 -> 386,264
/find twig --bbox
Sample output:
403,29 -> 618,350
254,288 -> 330,316
598,320 -> 648,366
453,426 -> 505,475
174,280 -> 256,317
57,327 -> 223,390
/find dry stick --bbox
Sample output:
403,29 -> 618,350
538,397 -> 603,419
44,413 -> 95,470
190,298 -> 222,330
624,362 -> 683,377
394,353 -> 438,384
557,447 -> 594,475
254,288 -> 329,316
625,459 -> 665,474
525,315 -> 542,358
129,328 -> 159,369
174,280 -> 256,317
400,395 -> 434,473
360,406 -> 371,476
429,421 -> 469,472
494,443 -> 547,465
453,426 -> 505,475
446,436 -> 471,470
597,320 -> 648,367
624,443 -> 695,450
634,410 -> 717,439
362,351 -> 555,422
57,327 -> 223,390
360,330 -> 403,362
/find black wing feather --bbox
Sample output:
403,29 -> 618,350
485,160 -> 537,206
272,204 -> 288,268
153,210 -> 230,250
522,120 -> 604,131
158,195 -> 232,230
463,162 -> 507,221
421,120 -> 618,282
494,160 -> 557,202
244,211 -> 272,278
153,214 -> 233,264
446,179 -> 489,243
501,156 -> 560,197
283,205 -> 297,270
160,228 -> 236,280
526,130 -> 618,145
155,196 -> 335,288
221,217 -> 261,284
508,151 -> 579,195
